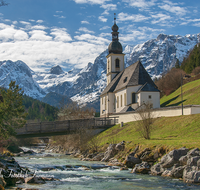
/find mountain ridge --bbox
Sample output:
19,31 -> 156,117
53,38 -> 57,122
0,33 -> 199,111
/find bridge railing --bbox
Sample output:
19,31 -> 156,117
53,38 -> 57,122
16,117 -> 118,135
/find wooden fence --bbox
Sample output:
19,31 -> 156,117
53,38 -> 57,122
16,117 -> 118,137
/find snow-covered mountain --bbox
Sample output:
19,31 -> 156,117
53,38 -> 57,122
0,60 -> 46,99
0,33 -> 199,110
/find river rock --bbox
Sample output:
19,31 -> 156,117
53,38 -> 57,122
183,166 -> 200,183
161,148 -> 188,168
92,153 -> 104,161
0,177 -> 6,188
187,156 -> 200,167
132,162 -> 151,174
161,169 -> 172,177
151,163 -> 165,176
123,155 -> 141,168
115,141 -> 125,151
26,176 -> 46,184
171,165 -> 185,178
23,150 -> 36,155
101,144 -> 118,162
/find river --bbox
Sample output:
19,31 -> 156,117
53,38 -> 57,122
9,147 -> 200,190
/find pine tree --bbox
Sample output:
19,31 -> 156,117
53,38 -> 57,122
0,81 -> 27,139
175,59 -> 180,68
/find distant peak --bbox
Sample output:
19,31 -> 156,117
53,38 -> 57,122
50,65 -> 64,75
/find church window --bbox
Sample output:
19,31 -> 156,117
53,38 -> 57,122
115,58 -> 120,69
149,95 -> 152,99
102,97 -> 103,105
121,95 -> 122,107
124,93 -> 126,106
132,93 -> 136,104
117,96 -> 119,108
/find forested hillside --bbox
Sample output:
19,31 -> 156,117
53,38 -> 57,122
23,95 -> 58,122
181,43 -> 200,73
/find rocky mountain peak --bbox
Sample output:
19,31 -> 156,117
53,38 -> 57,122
50,65 -> 64,75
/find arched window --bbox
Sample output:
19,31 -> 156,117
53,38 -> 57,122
115,58 -> 120,69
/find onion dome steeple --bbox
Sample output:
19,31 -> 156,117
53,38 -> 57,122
108,13 -> 123,54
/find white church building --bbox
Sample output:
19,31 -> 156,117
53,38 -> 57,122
100,17 -> 160,117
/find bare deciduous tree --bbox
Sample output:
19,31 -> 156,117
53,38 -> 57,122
134,103 -> 156,140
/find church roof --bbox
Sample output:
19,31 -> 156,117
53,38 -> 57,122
120,106 -> 135,113
100,60 -> 159,96
114,60 -> 157,92
137,82 -> 160,93
100,71 -> 124,96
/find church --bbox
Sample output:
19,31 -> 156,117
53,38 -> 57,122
100,17 -> 160,117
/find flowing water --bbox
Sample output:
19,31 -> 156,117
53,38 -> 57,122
10,147 -> 200,190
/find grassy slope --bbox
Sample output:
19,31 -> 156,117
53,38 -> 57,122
96,79 -> 200,150
97,114 -> 200,150
160,78 -> 200,107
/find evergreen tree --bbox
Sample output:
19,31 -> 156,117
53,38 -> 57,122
175,59 -> 180,68
0,81 -> 27,139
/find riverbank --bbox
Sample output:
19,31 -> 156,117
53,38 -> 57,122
1,143 -> 200,190
44,114 -> 200,185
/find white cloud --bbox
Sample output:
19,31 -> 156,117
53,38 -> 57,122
100,26 -> 110,30
0,22 -> 109,72
56,11 -> 63,13
159,1 -> 187,16
73,0 -> 110,5
118,12 -> 149,22
20,21 -> 31,25
36,20 -> 43,23
120,26 -> 164,43
14,30 -> 29,41
31,25 -> 48,30
151,13 -> 171,24
101,3 -> 117,11
122,0 -> 156,8
50,28 -> 72,42
98,16 -> 107,22
78,27 -> 95,34
81,20 -> 90,24
12,21 -> 18,25
29,30 -> 52,41
54,15 -> 66,19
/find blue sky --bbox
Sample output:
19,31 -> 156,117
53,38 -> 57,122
0,0 -> 199,72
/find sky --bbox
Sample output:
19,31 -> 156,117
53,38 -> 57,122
0,0 -> 200,72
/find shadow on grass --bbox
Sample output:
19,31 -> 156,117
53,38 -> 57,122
161,95 -> 179,107
168,99 -> 187,107
161,96 -> 187,107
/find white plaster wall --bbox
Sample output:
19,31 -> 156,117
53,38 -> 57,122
110,106 -> 200,123
191,106 -> 200,114
108,93 -> 115,114
115,88 -> 127,113
109,54 -> 125,72
139,91 -> 160,108
100,95 -> 109,117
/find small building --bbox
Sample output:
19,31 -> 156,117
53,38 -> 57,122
100,17 -> 160,117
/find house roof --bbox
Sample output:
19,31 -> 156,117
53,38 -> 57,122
100,60 -> 159,96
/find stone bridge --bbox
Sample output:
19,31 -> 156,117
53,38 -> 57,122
16,117 -> 118,138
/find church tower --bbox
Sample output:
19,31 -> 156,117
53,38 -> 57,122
106,14 -> 125,85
